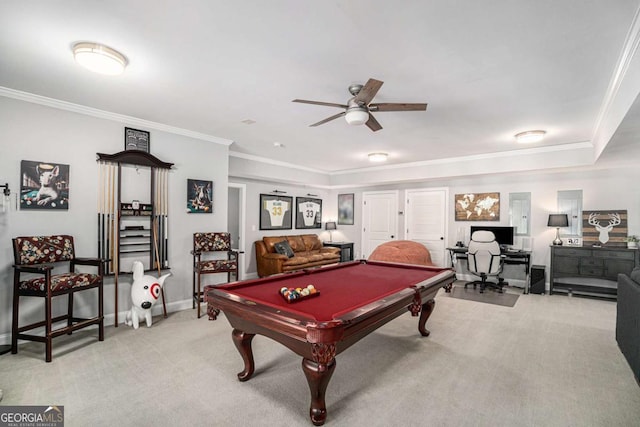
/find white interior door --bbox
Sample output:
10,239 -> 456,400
228,182 -> 246,280
405,188 -> 448,267
361,191 -> 398,258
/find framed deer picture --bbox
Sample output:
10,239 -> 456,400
582,210 -> 627,247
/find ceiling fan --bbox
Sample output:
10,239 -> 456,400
292,78 -> 427,132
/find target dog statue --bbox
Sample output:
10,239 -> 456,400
125,261 -> 171,329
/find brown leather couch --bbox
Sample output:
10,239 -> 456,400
255,234 -> 341,277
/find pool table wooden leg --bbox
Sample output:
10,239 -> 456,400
302,357 -> 336,426
418,299 -> 436,337
232,329 -> 255,381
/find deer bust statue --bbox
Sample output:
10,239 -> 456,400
588,212 -> 621,244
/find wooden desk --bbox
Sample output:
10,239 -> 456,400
446,247 -> 532,293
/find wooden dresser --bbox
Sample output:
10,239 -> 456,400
550,246 -> 640,299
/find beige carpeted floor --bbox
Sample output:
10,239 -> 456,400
1,284 -> 639,427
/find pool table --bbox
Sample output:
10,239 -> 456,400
206,260 -> 454,425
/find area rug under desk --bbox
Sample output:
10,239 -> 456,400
449,285 -> 519,307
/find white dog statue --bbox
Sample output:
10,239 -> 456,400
125,261 -> 171,329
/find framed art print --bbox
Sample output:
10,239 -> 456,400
338,193 -> 354,225
260,194 -> 293,230
295,197 -> 322,229
582,210 -> 627,247
20,160 -> 70,210
187,179 -> 213,213
454,192 -> 500,221
124,127 -> 150,153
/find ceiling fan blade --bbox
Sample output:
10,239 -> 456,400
365,113 -> 383,132
310,111 -> 346,127
354,78 -> 383,105
292,99 -> 348,109
369,103 -> 428,112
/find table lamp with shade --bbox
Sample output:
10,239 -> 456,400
548,214 -> 569,245
325,221 -> 337,242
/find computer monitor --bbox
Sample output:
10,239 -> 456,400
470,226 -> 515,247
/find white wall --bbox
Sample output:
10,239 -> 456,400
324,166 -> 640,286
229,178 -> 332,276
0,97 -> 229,342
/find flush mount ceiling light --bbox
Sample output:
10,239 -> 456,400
515,130 -> 546,144
72,42 -> 127,75
368,152 -> 388,162
345,107 -> 369,126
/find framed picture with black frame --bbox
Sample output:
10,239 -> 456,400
338,193 -> 354,225
186,179 -> 212,213
259,194 -> 293,230
295,197 -> 322,229
124,127 -> 150,153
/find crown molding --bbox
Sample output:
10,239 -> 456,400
329,141 -> 593,175
0,86 -> 233,146
229,151 -> 327,174
591,4 -> 640,156
231,141 -> 593,179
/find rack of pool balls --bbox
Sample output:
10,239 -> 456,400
279,284 -> 319,303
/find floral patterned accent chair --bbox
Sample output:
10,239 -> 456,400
11,235 -> 104,362
192,232 -> 239,318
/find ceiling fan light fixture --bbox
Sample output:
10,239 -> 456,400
345,108 -> 369,126
72,42 -> 127,75
368,152 -> 388,162
515,130 -> 546,144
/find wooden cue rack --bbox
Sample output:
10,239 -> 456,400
96,150 -> 173,325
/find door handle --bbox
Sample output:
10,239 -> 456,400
390,235 -> 395,239
440,237 -> 444,240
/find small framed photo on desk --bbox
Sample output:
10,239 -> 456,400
565,237 -> 582,246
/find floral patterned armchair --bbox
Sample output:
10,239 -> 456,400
11,235 -> 104,362
192,232 -> 239,318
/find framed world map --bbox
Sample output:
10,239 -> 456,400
454,192 -> 500,221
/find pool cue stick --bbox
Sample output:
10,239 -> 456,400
160,169 -> 168,313
108,163 -> 119,326
114,163 -> 120,322
98,163 -> 102,258
161,169 -> 167,268
105,163 -> 112,274
152,213 -> 167,318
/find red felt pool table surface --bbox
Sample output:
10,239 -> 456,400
216,260 -> 450,321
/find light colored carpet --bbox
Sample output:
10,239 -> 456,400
1,284 -> 639,427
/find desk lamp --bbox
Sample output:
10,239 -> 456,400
325,221 -> 337,242
547,214 -> 569,246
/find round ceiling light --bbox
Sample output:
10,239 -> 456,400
72,42 -> 127,75
345,108 -> 369,126
515,130 -> 546,144
368,152 -> 388,162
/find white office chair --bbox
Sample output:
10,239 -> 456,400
465,230 -> 505,293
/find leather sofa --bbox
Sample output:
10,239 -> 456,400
255,234 -> 341,277
617,267 -> 640,386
